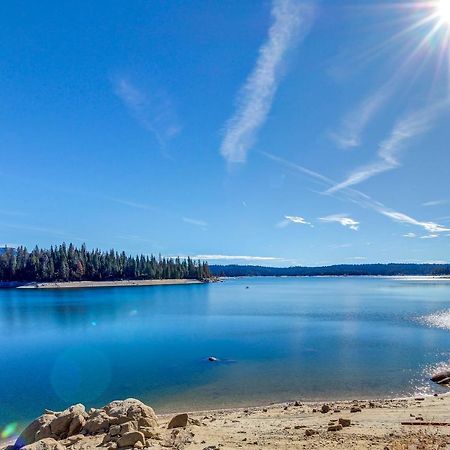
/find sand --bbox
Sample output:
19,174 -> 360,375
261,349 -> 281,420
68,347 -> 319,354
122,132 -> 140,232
3,394 -> 449,449
166,394 -> 450,449
14,279 -> 204,289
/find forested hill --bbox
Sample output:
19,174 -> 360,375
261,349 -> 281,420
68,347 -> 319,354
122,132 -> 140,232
0,244 -> 210,282
210,263 -> 450,277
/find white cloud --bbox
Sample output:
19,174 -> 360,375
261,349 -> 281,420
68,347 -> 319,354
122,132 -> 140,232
278,215 -> 313,228
319,214 -> 360,231
403,232 -> 417,238
376,209 -> 450,234
193,254 -> 281,261
220,0 -> 314,163
112,76 -> 181,146
422,199 -> 448,207
262,152 -> 450,236
330,85 -> 391,149
420,234 -> 439,239
284,215 -> 312,225
182,217 -> 208,228
327,101 -> 448,193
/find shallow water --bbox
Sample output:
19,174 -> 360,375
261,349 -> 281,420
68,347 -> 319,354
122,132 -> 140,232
0,277 -> 449,426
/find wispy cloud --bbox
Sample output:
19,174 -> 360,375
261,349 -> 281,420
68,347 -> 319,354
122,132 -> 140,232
107,197 -> 153,210
182,217 -> 208,229
376,209 -> 450,234
192,254 -> 281,262
327,101 -> 447,193
112,76 -> 181,147
0,209 -> 26,217
262,152 -> 450,236
320,214 -> 360,231
330,85 -> 391,150
403,232 -> 417,238
420,234 -> 439,239
278,215 -> 313,228
422,199 -> 448,207
220,0 -> 314,163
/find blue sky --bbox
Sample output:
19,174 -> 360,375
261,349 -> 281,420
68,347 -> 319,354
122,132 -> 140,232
1,0 -> 450,266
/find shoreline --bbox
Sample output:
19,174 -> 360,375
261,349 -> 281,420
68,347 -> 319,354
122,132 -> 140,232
3,394 -> 450,449
0,279 -> 205,290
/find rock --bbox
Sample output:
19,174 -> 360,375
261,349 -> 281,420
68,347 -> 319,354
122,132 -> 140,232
120,421 -> 137,434
350,406 -> 361,413
50,404 -> 86,437
321,404 -> 330,413
109,425 -> 121,437
15,414 -> 56,448
189,418 -> 202,426
61,434 -> 84,446
116,431 -> 145,448
139,427 -> 160,439
168,413 -> 189,429
338,418 -> 351,427
328,424 -> 343,432
68,415 -> 86,436
21,438 -> 65,450
304,429 -> 318,437
208,356 -> 218,362
82,411 -> 112,434
134,442 -> 143,449
104,399 -> 157,428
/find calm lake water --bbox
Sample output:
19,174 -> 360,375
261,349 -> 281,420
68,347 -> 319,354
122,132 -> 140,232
1,277 -> 450,427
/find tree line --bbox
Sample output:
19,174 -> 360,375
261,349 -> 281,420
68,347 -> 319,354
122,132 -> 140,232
210,263 -> 450,277
0,244 -> 211,282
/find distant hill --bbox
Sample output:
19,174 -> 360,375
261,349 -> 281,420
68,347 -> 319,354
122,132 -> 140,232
210,263 -> 450,277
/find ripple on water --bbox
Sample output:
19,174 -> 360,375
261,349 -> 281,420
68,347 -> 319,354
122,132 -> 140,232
420,309 -> 450,331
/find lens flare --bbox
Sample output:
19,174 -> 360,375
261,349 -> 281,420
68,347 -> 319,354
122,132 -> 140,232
437,0 -> 450,24
1,422 -> 18,439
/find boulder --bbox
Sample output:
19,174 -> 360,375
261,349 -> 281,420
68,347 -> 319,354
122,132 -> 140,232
15,414 -> 56,448
328,424 -> 343,432
350,406 -> 361,413
50,404 -> 87,437
321,404 -> 330,413
82,411 -> 112,434
167,413 -> 189,429
104,399 -> 157,428
120,421 -> 137,434
431,370 -> 450,385
116,431 -> 145,448
21,438 -> 65,450
68,415 -> 86,436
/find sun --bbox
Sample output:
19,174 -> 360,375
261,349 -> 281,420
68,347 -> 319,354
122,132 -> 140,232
437,0 -> 450,25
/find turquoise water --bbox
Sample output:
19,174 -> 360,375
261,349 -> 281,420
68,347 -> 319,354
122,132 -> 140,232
1,277 -> 450,427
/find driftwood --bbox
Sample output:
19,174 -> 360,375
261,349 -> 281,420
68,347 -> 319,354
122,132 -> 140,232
401,422 -> 450,426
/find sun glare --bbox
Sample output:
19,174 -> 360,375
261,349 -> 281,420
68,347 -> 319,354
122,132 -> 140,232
437,0 -> 450,24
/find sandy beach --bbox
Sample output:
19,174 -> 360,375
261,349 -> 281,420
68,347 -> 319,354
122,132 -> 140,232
3,394 -> 449,449
10,279 -> 205,289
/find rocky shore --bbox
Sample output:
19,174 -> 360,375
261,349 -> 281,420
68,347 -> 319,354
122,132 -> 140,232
2,395 -> 450,449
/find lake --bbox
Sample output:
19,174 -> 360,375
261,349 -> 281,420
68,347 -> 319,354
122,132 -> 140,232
1,277 -> 449,427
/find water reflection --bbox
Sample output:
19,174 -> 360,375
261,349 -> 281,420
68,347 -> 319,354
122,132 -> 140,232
0,278 -> 449,427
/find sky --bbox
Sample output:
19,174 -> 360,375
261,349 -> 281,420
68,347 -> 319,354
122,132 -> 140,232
1,0 -> 450,266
